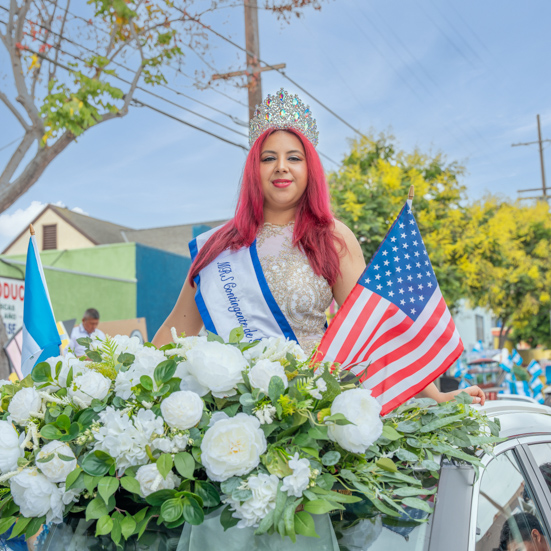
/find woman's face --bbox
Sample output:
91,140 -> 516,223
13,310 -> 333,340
259,131 -> 308,218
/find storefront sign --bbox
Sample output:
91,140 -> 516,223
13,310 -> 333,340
0,277 -> 24,339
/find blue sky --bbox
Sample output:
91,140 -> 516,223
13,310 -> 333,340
1,0 -> 550,250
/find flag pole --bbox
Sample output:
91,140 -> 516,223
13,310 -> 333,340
29,224 -> 35,235
408,185 -> 414,200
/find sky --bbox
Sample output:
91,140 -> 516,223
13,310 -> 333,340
1,0 -> 550,251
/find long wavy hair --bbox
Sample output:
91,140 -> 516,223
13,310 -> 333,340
189,128 -> 344,286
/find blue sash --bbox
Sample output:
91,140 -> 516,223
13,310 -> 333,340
189,227 -> 298,344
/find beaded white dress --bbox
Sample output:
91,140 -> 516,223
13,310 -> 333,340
256,221 -> 333,355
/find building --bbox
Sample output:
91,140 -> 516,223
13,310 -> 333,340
0,204 -> 225,341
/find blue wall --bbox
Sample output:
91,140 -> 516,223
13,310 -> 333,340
135,244 -> 191,339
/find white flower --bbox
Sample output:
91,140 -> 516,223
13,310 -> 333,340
10,468 -> 64,523
180,341 -> 246,398
171,329 -> 208,355
8,387 -> 42,425
36,441 -> 77,483
327,388 -> 383,454
92,407 -> 164,472
108,335 -> 144,357
244,337 -> 306,364
114,347 -> 166,400
151,434 -> 189,454
0,421 -> 24,473
208,411 -> 229,427
224,473 -> 279,528
135,463 -> 181,497
254,404 -> 277,425
68,371 -> 110,407
248,359 -> 288,394
309,378 -> 327,400
44,353 -> 87,389
281,453 -> 310,498
201,413 -> 267,481
161,391 -> 203,430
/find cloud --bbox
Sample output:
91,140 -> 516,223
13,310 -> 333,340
0,201 -> 88,252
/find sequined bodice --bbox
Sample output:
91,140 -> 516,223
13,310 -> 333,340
256,222 -> 333,355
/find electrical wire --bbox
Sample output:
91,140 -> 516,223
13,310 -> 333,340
0,135 -> 24,153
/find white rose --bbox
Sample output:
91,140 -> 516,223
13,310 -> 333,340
109,335 -> 144,357
36,441 -> 77,483
281,453 -> 310,498
180,341 -> 246,398
8,387 -> 42,425
10,468 -> 64,523
69,371 -> 110,407
135,463 -> 181,497
201,413 -> 266,481
44,353 -> 87,389
171,329 -> 208,355
161,391 -> 203,430
327,388 -> 383,454
114,347 -> 166,400
244,337 -> 306,364
0,421 -> 24,473
224,473 -> 279,528
248,359 -> 288,394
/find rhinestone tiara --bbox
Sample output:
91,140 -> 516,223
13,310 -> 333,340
249,88 -> 319,148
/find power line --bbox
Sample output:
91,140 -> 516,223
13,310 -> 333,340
0,135 -> 24,153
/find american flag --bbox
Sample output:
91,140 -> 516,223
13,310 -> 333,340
315,199 -> 463,416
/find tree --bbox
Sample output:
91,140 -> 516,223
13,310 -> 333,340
450,197 -> 551,348
328,134 -> 468,308
0,0 -> 324,213
510,308 -> 551,349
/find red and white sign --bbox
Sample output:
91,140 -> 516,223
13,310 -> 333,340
0,277 -> 25,339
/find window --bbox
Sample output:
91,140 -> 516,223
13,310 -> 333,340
475,314 -> 485,343
475,450 -> 551,551
42,224 -> 57,250
529,442 -> 551,495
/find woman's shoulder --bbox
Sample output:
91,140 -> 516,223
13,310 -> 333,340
331,218 -> 360,248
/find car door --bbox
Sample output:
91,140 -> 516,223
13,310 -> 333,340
469,437 -> 551,551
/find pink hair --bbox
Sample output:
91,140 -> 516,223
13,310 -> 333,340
189,128 -> 344,286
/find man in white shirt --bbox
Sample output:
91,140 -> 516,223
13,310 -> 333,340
68,308 -> 106,356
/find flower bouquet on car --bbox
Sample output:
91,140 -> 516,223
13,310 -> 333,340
0,328 -> 503,548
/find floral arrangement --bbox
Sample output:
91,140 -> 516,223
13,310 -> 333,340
0,328 -> 502,547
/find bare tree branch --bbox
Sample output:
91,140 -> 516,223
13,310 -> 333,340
49,0 -> 69,82
0,88 -> 30,130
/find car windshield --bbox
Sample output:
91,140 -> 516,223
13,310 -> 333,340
332,507 -> 432,551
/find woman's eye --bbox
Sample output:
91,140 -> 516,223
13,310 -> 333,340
288,156 -> 302,162
261,156 -> 276,162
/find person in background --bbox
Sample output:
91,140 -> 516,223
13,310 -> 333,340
499,512 -> 550,551
68,308 -> 105,356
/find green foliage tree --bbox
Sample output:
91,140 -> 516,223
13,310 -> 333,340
328,134 -> 467,308
0,0 -> 322,212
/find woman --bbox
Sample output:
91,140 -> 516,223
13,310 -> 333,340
153,88 -> 484,407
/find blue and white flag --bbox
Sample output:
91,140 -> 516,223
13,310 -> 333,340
472,340 -> 484,353
511,349 -> 523,366
530,376 -> 543,395
533,391 -> 545,404
527,360 -> 543,379
21,233 -> 61,376
509,380 -> 530,396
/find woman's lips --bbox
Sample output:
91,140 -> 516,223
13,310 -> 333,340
272,179 -> 292,188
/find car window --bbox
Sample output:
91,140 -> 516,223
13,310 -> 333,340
475,450 -> 551,551
528,442 -> 551,495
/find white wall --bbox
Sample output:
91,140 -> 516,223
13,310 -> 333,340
452,299 -> 494,352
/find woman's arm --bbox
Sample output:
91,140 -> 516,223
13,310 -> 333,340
418,382 -> 486,405
152,277 -> 204,347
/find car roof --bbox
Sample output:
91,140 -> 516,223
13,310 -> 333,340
474,400 -> 551,438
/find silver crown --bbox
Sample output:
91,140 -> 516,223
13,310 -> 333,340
249,88 -> 319,148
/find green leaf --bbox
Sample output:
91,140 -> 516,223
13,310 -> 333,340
310,487 -> 361,503
382,425 -> 402,441
40,424 -> 63,440
98,477 -> 119,504
95,514 -> 113,536
318,368 -> 342,408
9,516 -> 31,539
321,451 -> 341,466
370,497 -> 402,517
65,467 -> 83,491
121,515 -> 137,540
140,375 -> 153,391
239,393 -> 255,407
376,457 -> 398,472
0,517 -> 15,536
154,359 -> 177,386
421,459 -> 441,471
206,331 -> 224,344
84,474 -> 102,494
396,421 -> 419,433
316,473 -> 336,490
117,352 -> 135,366
161,498 -> 183,523
86,497 -> 108,521
194,481 -> 220,508
182,496 -> 204,525
453,391 -> 473,405
294,510 -> 319,538
32,362 -> 52,383
157,453 -> 174,479
174,452 -> 195,479
145,489 -> 177,506
25,515 -> 46,539
307,425 -> 330,440
283,499 -> 300,543
37,453 -> 55,464
303,499 -> 340,515
56,413 -> 71,431
81,450 -> 114,476
86,350 -> 103,363
402,497 -> 433,513
220,505 -> 239,531
229,326 -> 244,343
324,412 -> 354,426
395,449 -> 419,462
420,413 -> 467,433
111,517 -> 122,545
254,509 -> 275,535
121,476 -> 142,495
268,376 -> 285,405
394,487 -> 437,497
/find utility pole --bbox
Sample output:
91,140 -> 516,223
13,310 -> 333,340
212,1 -> 286,120
512,114 -> 551,201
